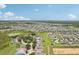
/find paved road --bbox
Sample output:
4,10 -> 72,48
35,36 -> 44,55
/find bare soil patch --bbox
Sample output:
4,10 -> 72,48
53,48 -> 79,55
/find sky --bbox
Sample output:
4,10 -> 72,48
0,4 -> 79,21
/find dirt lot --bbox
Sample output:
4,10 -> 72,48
53,48 -> 79,55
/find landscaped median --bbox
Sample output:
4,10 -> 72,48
38,32 -> 53,55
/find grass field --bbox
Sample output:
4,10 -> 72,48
0,30 -> 36,55
38,32 -> 53,55
0,44 -> 16,55
54,32 -> 62,48
0,30 -> 26,55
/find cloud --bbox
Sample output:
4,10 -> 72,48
34,9 -> 39,12
0,11 -> 31,20
68,14 -> 77,20
48,5 -> 52,8
4,12 -> 14,17
0,11 -> 2,15
0,4 -> 6,9
0,16 -> 31,20
25,18 -> 31,20
14,16 -> 25,20
0,12 -> 14,20
14,16 -> 31,20
0,4 -> 31,21
0,16 -> 2,18
0,14 -> 31,20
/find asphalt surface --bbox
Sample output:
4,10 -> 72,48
35,36 -> 44,55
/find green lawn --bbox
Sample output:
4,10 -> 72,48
54,31 -> 62,48
38,32 -> 53,55
0,44 -> 16,55
0,31 -> 16,55
0,30 -> 36,55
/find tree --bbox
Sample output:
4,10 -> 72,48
23,35 -> 33,43
26,43 -> 31,50
30,32 -> 36,36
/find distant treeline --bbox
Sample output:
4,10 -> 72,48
0,20 -> 79,25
